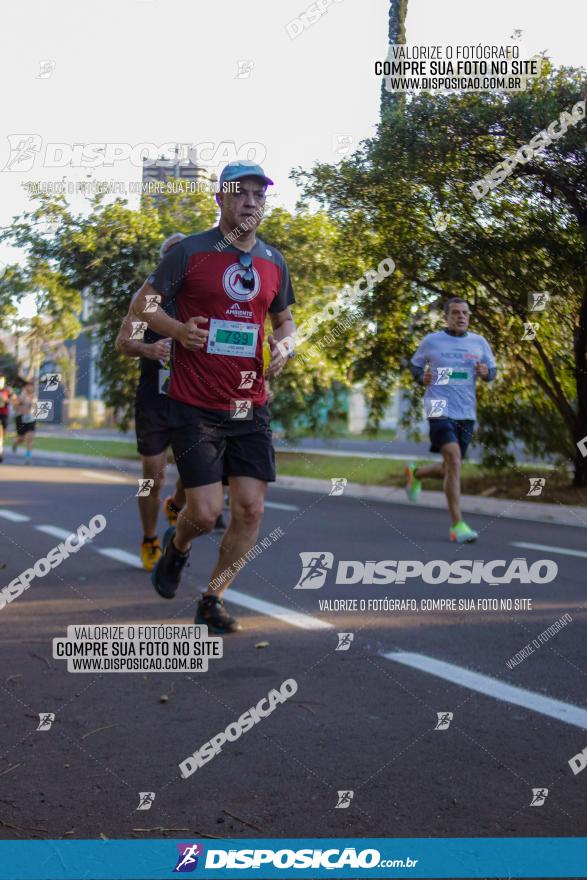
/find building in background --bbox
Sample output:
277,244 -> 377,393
141,145 -> 211,196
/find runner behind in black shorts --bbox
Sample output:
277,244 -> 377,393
115,233 -> 188,570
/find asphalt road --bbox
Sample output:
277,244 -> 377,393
0,451 -> 585,854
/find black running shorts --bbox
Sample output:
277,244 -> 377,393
15,416 -> 36,436
134,388 -> 172,458
429,418 -> 475,458
168,398 -> 276,489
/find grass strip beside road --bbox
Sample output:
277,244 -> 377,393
28,435 -> 586,506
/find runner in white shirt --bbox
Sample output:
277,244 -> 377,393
406,298 -> 497,543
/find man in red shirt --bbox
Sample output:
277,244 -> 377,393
130,162 -> 296,633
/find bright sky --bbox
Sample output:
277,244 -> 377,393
1,0 -> 585,319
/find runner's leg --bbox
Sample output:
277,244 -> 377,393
440,441 -> 462,524
205,476 -> 267,598
173,482 -> 224,552
414,461 -> 445,480
139,452 -> 167,537
172,476 -> 185,511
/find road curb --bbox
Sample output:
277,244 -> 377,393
275,476 -> 587,528
23,449 -> 587,528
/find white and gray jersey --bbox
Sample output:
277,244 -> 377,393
411,330 -> 497,420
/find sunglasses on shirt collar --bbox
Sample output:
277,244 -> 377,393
237,252 -> 255,290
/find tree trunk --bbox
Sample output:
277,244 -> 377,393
380,0 -> 409,120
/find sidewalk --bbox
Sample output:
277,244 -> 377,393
36,428 -> 552,467
18,448 -> 587,528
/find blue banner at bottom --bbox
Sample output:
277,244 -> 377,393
0,837 -> 585,879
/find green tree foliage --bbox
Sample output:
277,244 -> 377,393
295,65 -> 587,483
2,189 -> 217,427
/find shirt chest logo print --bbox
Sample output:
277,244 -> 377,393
222,263 -> 261,302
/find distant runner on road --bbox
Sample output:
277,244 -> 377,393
406,297 -> 497,543
11,382 -> 37,465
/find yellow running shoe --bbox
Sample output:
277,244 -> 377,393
163,496 -> 179,526
141,538 -> 162,571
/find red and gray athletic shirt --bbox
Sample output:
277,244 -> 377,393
146,226 -> 295,411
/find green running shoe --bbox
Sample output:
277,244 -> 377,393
405,462 -> 421,503
450,520 -> 479,543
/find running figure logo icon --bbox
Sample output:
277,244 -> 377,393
37,60 -> 56,79
522,322 -> 538,341
231,400 -> 253,420
293,552 -> 334,590
40,373 -> 61,391
528,292 -> 550,312
329,478 -> 347,496
334,135 -> 353,156
434,367 -> 452,385
431,211 -> 451,232
32,400 -> 53,420
238,371 -> 256,390
143,294 -> 161,313
130,321 -> 148,340
434,712 -> 453,730
235,60 -> 254,78
2,134 -> 42,171
426,399 -> 447,418
335,790 -> 354,809
37,713 -> 55,731
530,788 -> 548,806
136,792 -> 155,811
136,479 -> 155,497
174,843 -> 204,873
336,632 -> 354,651
527,477 -> 546,496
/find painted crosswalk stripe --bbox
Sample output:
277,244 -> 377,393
81,470 -> 128,483
511,541 -> 587,559
384,651 -> 587,731
264,501 -> 299,511
0,509 -> 30,522
225,589 -> 332,631
97,548 -> 143,568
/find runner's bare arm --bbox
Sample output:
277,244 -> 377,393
267,307 -> 296,377
115,290 -> 171,361
130,281 -> 208,351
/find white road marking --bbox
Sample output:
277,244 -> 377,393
264,501 -> 299,511
36,525 -> 74,540
511,541 -> 587,559
0,509 -> 30,522
81,470 -> 128,483
95,548 -> 330,630
97,548 -> 143,568
384,651 -> 587,731
226,589 -> 333,631
36,524 -> 94,548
